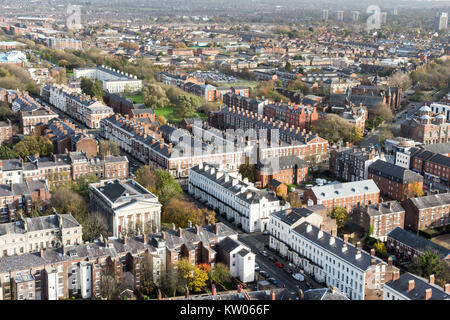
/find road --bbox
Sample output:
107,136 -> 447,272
184,192 -> 324,293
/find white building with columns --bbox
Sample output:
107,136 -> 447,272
188,162 -> 287,233
88,179 -> 162,237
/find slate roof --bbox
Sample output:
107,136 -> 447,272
311,179 -> 379,201
304,288 -> 349,300
406,192 -> 450,209
366,201 -> 405,217
217,236 -> 241,253
387,227 -> 450,259
294,222 -> 385,271
191,163 -> 280,205
384,273 -> 450,300
272,207 -> 316,226
368,159 -> 423,184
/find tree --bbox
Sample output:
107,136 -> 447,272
74,173 -> 100,197
238,158 -> 256,183
174,94 -> 202,118
312,114 -> 362,144
163,199 -> 215,228
408,182 -> 424,198
373,103 -> 394,122
99,140 -> 120,157
100,273 -> 117,300
0,106 -> 12,120
82,211 -> 110,242
12,136 -> 53,159
285,61 -> 292,71
209,263 -> 231,290
160,263 -> 182,297
414,250 -> 444,278
330,206 -> 348,230
374,240 -> 387,257
51,187 -> 88,225
142,84 -> 169,109
135,166 -> 183,206
156,115 -> 167,125
287,192 -> 302,208
0,145 -> 15,159
177,259 -> 209,292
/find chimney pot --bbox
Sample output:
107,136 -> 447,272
425,288 -> 432,300
408,280 -> 415,291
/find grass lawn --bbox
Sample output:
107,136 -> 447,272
66,70 -> 74,77
154,107 -> 208,123
126,94 -> 143,104
222,80 -> 259,88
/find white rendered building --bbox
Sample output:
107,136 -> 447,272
188,162 -> 288,233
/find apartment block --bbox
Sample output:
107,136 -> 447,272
330,146 -> 383,182
188,162 -> 287,233
352,201 -> 405,241
401,193 -> 450,231
302,180 -> 380,212
368,160 -> 423,201
270,221 -> 399,300
384,273 -> 450,300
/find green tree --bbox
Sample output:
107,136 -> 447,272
415,250 -> 444,278
142,84 -> 169,109
0,145 -> 15,159
285,61 -> 292,71
209,263 -> 231,290
330,206 -> 348,230
174,94 -> 202,118
238,158 -> 256,183
99,139 -> 121,157
82,211 -> 110,242
374,240 -> 387,256
12,136 -> 53,159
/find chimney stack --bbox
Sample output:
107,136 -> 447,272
178,227 -> 183,237
343,234 -> 349,242
371,258 -> 376,265
424,288 -> 432,300
237,284 -> 242,293
270,290 -> 276,300
172,223 -> 176,230
356,242 -> 361,249
445,284 -> 450,293
393,270 -> 400,281
370,249 -> 375,256
157,289 -> 162,300
212,284 -> 217,296
388,256 -> 393,266
195,224 -> 200,235
429,275 -> 435,285
408,280 -> 415,291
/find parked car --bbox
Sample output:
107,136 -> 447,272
263,230 -> 270,235
284,268 -> 293,274
275,262 -> 284,268
260,250 -> 268,257
305,281 -> 313,289
268,256 -> 277,262
259,270 -> 269,278
292,273 -> 304,282
268,277 -> 278,285
255,263 -> 260,272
